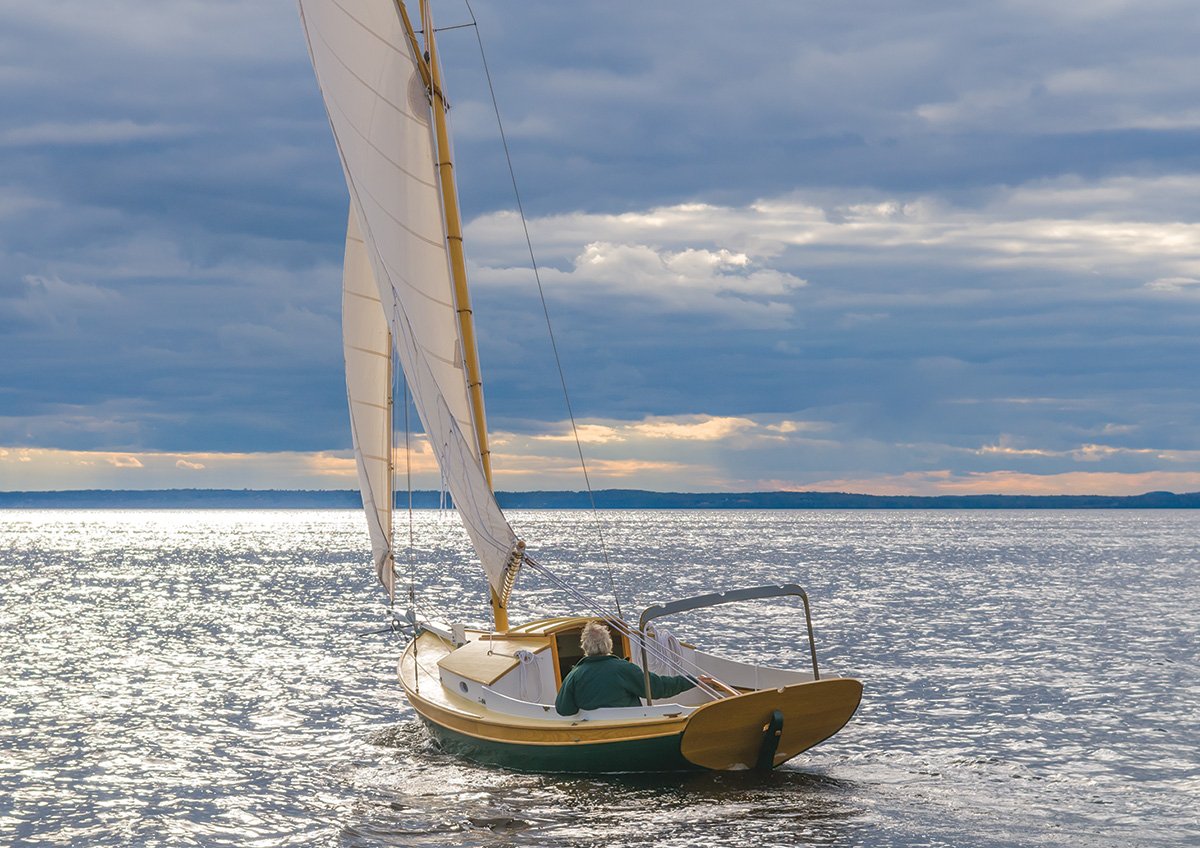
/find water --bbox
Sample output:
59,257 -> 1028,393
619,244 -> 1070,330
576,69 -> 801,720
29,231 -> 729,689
1,509 -> 1197,847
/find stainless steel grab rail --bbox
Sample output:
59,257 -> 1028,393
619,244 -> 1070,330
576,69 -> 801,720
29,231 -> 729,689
636,583 -> 820,703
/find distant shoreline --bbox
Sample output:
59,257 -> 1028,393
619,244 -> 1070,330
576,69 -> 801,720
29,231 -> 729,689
1,488 -> 1198,509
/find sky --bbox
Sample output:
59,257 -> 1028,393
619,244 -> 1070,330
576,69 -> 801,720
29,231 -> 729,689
2,0 -> 1199,496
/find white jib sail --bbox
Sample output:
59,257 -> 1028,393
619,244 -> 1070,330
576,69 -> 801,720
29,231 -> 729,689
299,0 -> 519,597
343,209 -> 394,599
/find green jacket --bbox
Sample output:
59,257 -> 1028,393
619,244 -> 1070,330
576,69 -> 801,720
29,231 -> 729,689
554,654 -> 696,715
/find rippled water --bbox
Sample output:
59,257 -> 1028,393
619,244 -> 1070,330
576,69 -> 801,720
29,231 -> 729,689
1,509 -> 1197,847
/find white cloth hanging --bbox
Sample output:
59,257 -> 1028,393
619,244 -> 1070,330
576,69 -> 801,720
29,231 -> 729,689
513,649 -> 541,702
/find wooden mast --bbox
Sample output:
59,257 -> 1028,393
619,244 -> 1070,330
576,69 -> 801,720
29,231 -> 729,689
406,0 -> 510,631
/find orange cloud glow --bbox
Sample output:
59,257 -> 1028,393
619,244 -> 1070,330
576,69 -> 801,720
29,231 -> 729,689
787,470 -> 1200,497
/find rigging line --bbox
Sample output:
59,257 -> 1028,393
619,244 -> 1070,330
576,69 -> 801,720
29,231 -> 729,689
404,369 -> 416,614
462,0 -> 624,619
387,342 -> 396,611
403,370 -> 420,695
414,23 -> 476,34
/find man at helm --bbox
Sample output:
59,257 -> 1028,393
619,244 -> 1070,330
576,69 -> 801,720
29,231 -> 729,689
555,620 -> 711,715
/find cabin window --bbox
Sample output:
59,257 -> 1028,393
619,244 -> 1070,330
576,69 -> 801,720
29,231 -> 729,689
554,630 -> 584,682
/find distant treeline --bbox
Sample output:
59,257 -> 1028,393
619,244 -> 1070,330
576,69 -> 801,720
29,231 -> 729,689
2,488 -> 1199,509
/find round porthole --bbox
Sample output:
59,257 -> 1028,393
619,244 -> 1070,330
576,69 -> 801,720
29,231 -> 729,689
459,682 -> 469,694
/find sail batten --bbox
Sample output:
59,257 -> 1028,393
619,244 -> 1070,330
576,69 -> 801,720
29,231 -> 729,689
302,0 -> 520,601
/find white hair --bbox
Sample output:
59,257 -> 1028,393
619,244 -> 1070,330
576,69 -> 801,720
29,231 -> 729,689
580,621 -> 613,656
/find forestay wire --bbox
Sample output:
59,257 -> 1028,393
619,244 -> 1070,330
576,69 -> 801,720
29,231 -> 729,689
460,0 -> 624,618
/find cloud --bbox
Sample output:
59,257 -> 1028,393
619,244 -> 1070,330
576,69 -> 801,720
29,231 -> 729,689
0,188 -> 57,219
7,401 -> 1199,497
526,424 -> 626,445
973,441 -> 1194,462
796,469 -> 1200,497
473,233 -> 805,327
767,420 -> 831,435
1146,277 -> 1200,293
532,415 -> 758,444
105,454 -> 143,468
627,416 -> 758,441
1,1 -> 303,63
0,120 -> 195,147
6,171 -> 1199,486
916,57 -> 1200,134
472,175 -> 1200,297
491,453 -> 699,481
0,447 -> 360,491
491,413 -> 837,490
10,274 -> 123,332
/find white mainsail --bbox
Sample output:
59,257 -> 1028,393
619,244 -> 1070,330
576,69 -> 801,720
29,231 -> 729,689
299,0 -> 520,596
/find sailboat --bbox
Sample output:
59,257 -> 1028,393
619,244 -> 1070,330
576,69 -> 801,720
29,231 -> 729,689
297,0 -> 862,772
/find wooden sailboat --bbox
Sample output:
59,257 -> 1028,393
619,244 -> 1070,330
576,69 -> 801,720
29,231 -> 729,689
297,0 -> 862,772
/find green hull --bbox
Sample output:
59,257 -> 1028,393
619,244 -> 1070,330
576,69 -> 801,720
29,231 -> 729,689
416,715 -> 701,773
